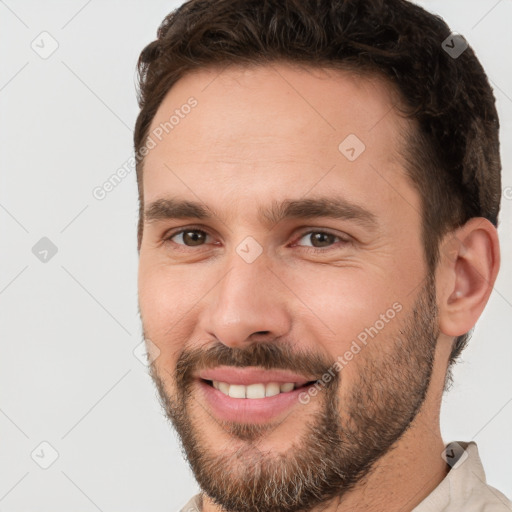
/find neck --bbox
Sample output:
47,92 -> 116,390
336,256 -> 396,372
316,418 -> 448,512
325,343 -> 451,512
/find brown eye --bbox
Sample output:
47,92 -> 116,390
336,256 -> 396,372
296,231 -> 344,249
167,229 -> 210,247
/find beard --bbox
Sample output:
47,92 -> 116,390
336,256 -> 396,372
147,272 -> 439,512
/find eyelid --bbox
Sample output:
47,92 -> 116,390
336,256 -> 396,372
163,225 -> 352,251
293,228 -> 351,243
291,229 -> 352,252
163,225 -> 214,247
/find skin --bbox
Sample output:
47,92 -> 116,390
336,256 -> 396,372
137,62 -> 500,512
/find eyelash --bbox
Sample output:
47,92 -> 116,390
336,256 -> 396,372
162,226 -> 352,253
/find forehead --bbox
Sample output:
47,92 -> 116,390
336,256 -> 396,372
142,62 -> 416,219
147,62 -> 405,153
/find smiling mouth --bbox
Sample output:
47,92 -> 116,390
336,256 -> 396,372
202,379 -> 317,399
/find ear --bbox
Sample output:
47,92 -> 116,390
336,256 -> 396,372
436,218 -> 500,337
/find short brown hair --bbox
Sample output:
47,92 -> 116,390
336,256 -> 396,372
134,0 -> 501,371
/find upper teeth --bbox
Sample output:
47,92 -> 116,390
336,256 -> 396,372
212,381 -> 295,399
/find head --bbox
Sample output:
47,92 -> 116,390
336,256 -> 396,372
135,1 -> 501,511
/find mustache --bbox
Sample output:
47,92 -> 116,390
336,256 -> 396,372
174,341 -> 336,388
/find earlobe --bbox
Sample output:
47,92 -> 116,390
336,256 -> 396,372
437,218 -> 500,337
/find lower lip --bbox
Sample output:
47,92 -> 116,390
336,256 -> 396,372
197,379 -> 312,424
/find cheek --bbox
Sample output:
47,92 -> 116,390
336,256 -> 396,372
138,263 -> 199,368
288,267 -> 410,388
289,267 -> 399,339
139,260 -> 199,321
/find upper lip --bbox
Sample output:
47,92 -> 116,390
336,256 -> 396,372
196,366 -> 317,387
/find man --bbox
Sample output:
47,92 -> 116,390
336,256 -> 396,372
134,0 -> 511,510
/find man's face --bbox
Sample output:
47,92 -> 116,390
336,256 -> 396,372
137,63 -> 440,511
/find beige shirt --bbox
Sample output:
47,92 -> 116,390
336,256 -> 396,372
179,441 -> 512,512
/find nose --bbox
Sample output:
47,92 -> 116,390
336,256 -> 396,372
197,256 -> 292,349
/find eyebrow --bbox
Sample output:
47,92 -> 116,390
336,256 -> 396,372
144,196 -> 378,231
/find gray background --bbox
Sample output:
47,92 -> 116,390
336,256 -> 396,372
1,0 -> 511,510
